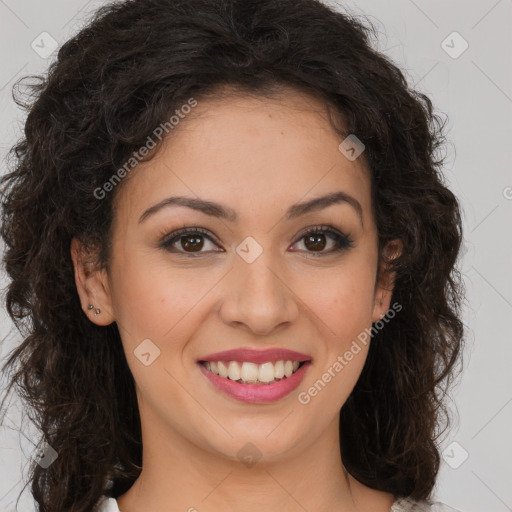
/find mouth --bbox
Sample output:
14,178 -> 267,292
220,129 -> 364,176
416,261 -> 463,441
199,359 -> 307,385
196,348 -> 312,403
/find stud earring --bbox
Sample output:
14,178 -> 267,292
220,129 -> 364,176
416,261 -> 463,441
87,304 -> 101,315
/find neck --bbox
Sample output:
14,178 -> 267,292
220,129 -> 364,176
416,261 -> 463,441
116,408 -> 394,512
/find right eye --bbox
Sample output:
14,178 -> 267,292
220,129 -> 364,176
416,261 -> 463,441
160,227 -> 224,255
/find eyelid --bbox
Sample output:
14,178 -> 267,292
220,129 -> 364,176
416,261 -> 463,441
160,226 -> 223,253
159,224 -> 354,255
292,224 -> 355,254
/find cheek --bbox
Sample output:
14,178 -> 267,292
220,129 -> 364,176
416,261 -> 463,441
109,244 -> 221,361
297,272 -> 375,412
297,262 -> 377,343
111,267 -> 201,338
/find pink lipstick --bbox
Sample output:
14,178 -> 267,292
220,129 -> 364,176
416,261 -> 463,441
197,348 -> 312,404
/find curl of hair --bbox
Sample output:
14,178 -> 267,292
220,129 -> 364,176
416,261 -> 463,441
0,0 -> 464,510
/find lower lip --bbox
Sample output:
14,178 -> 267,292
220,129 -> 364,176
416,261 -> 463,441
198,361 -> 311,404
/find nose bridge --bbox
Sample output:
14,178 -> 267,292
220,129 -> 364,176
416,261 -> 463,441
239,250 -> 281,299
220,242 -> 298,334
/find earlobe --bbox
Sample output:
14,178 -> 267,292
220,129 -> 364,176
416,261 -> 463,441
87,304 -> 102,316
371,239 -> 402,322
371,282 -> 394,323
70,237 -> 115,326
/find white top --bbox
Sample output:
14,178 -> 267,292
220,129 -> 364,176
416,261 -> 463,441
94,495 -> 462,511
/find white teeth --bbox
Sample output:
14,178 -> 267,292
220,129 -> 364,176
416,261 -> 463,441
217,361 -> 229,378
227,361 -> 241,381
284,360 -> 294,378
202,359 -> 305,384
274,360 -> 285,379
258,362 -> 275,383
240,362 -> 259,383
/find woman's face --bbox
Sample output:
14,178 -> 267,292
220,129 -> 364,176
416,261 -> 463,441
73,88 -> 396,464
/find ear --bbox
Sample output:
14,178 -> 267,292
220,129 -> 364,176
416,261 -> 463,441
371,239 -> 402,323
70,237 -> 115,326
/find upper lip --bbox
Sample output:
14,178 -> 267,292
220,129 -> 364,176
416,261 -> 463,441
197,348 -> 312,364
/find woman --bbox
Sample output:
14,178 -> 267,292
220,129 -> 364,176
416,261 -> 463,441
0,0 -> 465,511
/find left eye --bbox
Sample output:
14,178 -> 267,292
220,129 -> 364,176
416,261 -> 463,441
291,228 -> 353,254
160,226 -> 354,256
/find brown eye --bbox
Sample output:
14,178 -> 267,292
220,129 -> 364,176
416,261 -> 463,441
160,227 -> 221,254
303,233 -> 327,252
180,234 -> 205,252
291,226 -> 354,255
160,225 -> 354,257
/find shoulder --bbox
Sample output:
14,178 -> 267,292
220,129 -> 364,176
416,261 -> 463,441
93,496 -> 120,512
392,497 -> 462,512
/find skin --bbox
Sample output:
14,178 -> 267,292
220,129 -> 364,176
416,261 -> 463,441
71,87 -> 401,512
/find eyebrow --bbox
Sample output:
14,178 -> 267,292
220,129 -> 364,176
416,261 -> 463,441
138,191 -> 364,226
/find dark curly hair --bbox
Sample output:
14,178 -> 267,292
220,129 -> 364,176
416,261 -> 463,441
0,0 -> 464,510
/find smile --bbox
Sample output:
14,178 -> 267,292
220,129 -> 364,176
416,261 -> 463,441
196,347 -> 312,403
200,359 -> 304,385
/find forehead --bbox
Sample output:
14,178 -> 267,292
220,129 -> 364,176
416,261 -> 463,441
114,88 -> 372,228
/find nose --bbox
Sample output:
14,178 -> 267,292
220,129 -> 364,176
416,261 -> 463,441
219,252 -> 299,336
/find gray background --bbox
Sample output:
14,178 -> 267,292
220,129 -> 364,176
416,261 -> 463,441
0,1 -> 511,511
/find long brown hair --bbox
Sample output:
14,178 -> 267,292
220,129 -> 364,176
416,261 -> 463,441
1,1 -> 464,510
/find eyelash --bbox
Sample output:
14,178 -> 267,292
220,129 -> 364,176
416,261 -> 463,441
159,225 -> 354,257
